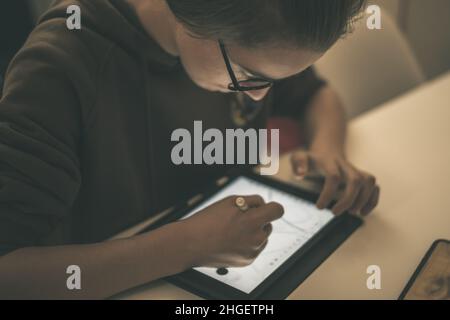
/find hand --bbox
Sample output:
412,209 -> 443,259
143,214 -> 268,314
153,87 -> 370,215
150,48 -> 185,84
291,150 -> 380,216
179,195 -> 284,268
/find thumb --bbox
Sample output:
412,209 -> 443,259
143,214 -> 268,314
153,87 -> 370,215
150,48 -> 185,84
291,152 -> 309,180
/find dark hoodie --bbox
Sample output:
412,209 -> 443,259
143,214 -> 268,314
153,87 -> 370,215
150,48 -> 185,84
0,0 -> 326,255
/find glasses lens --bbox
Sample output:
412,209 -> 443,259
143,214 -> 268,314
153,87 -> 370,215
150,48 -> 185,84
228,80 -> 272,92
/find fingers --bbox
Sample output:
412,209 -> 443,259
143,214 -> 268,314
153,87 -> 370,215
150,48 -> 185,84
349,174 -> 376,215
316,161 -> 341,210
232,194 -> 265,209
291,152 -> 310,180
321,159 -> 379,216
361,185 -> 380,216
256,238 -> 269,253
331,162 -> 364,215
248,223 -> 272,259
249,202 -> 284,225
291,150 -> 381,217
262,223 -> 273,236
241,238 -> 269,266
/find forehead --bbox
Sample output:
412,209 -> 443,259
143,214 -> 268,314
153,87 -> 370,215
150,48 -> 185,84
225,44 -> 323,80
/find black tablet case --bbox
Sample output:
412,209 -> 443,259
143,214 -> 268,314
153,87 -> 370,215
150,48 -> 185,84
139,172 -> 363,300
168,213 -> 361,300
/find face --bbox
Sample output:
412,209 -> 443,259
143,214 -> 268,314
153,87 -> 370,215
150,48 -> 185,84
174,25 -> 324,101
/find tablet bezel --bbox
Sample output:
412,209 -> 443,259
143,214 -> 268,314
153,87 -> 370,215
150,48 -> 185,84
140,171 -> 362,299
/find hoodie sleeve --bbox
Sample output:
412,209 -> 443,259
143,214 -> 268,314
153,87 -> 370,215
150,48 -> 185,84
0,21 -> 99,256
271,66 -> 327,119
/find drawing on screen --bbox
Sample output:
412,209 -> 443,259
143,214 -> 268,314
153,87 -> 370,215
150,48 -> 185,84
182,177 -> 334,294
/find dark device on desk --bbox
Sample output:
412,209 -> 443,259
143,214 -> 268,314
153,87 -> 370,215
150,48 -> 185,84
140,172 -> 362,300
399,239 -> 450,300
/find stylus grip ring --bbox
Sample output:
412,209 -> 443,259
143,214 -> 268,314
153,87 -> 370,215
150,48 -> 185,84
235,197 -> 249,212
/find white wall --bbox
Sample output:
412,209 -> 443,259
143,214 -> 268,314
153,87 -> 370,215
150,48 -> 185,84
405,0 -> 450,79
374,0 -> 450,79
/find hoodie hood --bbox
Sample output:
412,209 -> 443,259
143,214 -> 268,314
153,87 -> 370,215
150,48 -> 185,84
39,0 -> 180,71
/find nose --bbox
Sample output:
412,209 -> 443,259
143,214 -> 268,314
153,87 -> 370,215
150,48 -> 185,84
244,87 -> 271,101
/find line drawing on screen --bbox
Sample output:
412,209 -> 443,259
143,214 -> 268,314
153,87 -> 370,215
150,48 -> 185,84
181,176 -> 334,294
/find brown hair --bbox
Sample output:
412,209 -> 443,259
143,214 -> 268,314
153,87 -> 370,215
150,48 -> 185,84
166,0 -> 366,51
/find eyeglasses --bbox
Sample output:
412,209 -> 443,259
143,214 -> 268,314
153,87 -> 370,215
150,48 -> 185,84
218,39 -> 274,92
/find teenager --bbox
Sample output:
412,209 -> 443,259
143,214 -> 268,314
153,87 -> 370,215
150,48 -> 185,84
0,0 -> 378,298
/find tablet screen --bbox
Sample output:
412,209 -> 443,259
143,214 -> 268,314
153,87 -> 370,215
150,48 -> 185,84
180,176 -> 334,294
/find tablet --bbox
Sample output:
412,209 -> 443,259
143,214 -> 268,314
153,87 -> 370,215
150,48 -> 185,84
141,172 -> 362,299
180,176 -> 334,294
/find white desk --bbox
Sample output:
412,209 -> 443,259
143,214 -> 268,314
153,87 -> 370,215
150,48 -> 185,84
115,72 -> 450,300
